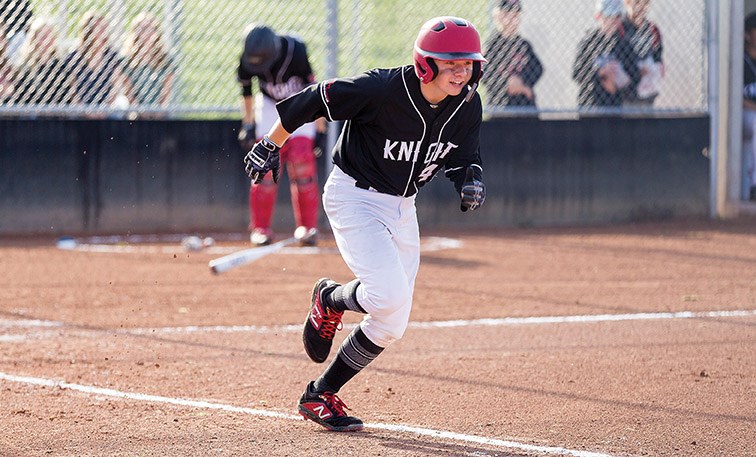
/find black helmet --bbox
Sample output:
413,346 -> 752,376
242,24 -> 280,73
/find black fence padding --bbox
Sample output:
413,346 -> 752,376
0,116 -> 709,236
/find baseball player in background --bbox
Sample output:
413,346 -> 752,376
237,24 -> 324,246
243,16 -> 487,431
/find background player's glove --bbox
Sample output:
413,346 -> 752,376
244,136 -> 281,184
460,166 -> 485,212
238,122 -> 257,151
312,130 -> 327,158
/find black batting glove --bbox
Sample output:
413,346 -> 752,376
238,122 -> 257,151
312,130 -> 327,158
460,166 -> 485,212
244,136 -> 281,184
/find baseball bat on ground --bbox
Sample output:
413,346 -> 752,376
209,237 -> 297,274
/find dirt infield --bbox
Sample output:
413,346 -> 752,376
1,216 -> 755,457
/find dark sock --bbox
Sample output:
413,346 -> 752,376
323,279 -> 365,313
312,327 -> 383,393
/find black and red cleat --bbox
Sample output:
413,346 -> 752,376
298,381 -> 363,432
303,278 -> 343,363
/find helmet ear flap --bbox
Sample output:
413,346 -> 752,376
415,55 -> 440,83
471,61 -> 482,85
464,60 -> 483,103
425,57 -> 439,82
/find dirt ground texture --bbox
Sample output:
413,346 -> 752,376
1,216 -> 755,457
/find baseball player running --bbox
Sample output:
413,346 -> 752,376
237,24 -> 324,246
243,16 -> 487,431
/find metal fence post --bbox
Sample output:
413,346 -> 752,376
325,0 -> 339,172
165,0 -> 183,109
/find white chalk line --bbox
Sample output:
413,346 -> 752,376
0,371 -> 613,457
2,310 -> 755,342
407,309 -> 756,329
57,243 -> 340,256
0,331 -> 62,342
56,236 -> 461,256
100,309 -> 756,335
4,309 -> 753,454
0,319 -> 63,328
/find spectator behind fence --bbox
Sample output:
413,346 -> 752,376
11,17 -> 69,106
119,12 -> 175,117
481,0 -> 543,109
0,0 -> 33,64
65,11 -> 123,116
572,0 -> 640,108
1,24 -> 14,103
622,0 -> 664,106
237,24 -> 324,247
742,13 -> 756,201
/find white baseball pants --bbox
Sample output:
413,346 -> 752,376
322,166 -> 420,348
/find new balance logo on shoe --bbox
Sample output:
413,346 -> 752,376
312,404 -> 332,419
298,382 -> 363,432
309,306 -> 323,329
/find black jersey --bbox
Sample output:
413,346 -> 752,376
237,35 -> 315,101
276,65 -> 483,197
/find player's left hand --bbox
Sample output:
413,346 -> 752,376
460,166 -> 485,212
244,136 -> 281,184
312,130 -> 327,158
238,122 -> 257,151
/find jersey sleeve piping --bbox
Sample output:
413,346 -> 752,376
319,82 -> 334,122
400,69 -> 426,197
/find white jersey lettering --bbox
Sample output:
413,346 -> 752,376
384,140 -> 430,163
262,77 -> 307,101
384,140 -> 421,162
425,142 -> 458,164
397,141 -> 420,162
383,140 -> 399,160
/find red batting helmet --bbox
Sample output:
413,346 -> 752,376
413,16 -> 487,84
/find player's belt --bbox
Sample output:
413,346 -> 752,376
354,180 -> 377,192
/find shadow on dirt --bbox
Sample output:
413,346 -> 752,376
314,431 -> 530,457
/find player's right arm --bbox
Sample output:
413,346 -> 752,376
275,69 -> 386,134
253,71 -> 384,164
265,119 -> 292,147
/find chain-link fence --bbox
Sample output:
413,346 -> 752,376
0,0 -> 708,119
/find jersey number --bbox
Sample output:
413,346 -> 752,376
417,164 -> 438,182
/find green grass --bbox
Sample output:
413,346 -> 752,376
29,0 -> 491,117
